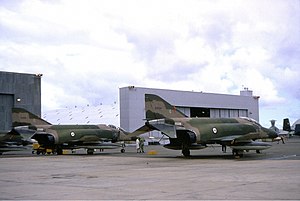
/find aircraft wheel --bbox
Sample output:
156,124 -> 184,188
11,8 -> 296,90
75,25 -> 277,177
36,151 -> 41,155
182,149 -> 190,157
121,149 -> 125,153
57,148 -> 63,155
87,149 -> 94,155
232,149 -> 244,158
256,150 -> 261,154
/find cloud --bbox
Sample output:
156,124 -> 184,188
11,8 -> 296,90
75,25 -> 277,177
0,0 -> 299,125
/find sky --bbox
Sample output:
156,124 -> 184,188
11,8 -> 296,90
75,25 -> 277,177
0,0 -> 299,128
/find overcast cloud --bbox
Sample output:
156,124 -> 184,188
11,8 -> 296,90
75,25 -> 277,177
0,0 -> 299,127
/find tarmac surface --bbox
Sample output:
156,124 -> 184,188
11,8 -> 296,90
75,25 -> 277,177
1,137 -> 300,200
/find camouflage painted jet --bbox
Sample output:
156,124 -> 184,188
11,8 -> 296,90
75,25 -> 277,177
0,126 -> 35,155
142,94 -> 279,157
12,108 -> 141,155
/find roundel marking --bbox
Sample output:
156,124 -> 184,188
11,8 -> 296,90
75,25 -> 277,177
212,127 -> 218,134
70,131 -> 76,137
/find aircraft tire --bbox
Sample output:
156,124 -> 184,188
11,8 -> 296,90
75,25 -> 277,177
182,149 -> 190,157
57,148 -> 63,155
232,149 -> 244,158
87,149 -> 94,155
121,149 -> 125,153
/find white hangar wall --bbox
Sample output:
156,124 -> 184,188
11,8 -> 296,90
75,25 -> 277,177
119,86 -> 259,132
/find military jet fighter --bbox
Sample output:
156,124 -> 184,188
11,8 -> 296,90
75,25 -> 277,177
12,108 -> 141,155
142,94 -> 279,157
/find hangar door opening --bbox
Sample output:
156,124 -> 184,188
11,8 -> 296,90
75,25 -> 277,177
190,107 -> 210,118
210,109 -> 248,118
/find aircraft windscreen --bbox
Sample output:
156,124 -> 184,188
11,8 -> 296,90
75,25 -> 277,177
117,127 -> 126,133
108,125 -> 125,132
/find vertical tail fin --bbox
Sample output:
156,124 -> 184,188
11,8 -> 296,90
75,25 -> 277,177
283,118 -> 291,132
12,108 -> 51,127
145,94 -> 187,120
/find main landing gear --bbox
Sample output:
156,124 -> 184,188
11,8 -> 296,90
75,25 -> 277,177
87,149 -> 93,155
232,149 -> 263,158
232,149 -> 244,158
182,143 -> 191,157
182,148 -> 190,157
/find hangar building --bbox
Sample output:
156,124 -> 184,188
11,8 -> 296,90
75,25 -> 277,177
0,71 -> 42,130
120,86 -> 260,133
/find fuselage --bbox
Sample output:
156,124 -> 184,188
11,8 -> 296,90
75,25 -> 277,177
148,117 -> 278,145
174,117 -> 277,143
30,124 -> 121,147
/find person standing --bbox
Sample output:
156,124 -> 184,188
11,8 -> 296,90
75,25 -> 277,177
222,144 -> 227,153
136,137 -> 140,153
139,137 -> 145,153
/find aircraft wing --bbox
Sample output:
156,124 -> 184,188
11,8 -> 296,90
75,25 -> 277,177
66,142 -> 123,150
69,135 -> 103,143
235,132 -> 262,140
131,124 -> 154,136
210,135 -> 243,142
210,132 -> 264,143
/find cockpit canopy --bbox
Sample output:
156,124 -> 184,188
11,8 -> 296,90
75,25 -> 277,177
108,124 -> 126,132
108,124 -> 117,129
240,117 -> 261,127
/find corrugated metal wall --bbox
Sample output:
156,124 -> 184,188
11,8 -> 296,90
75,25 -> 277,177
0,94 -> 13,130
0,71 -> 41,130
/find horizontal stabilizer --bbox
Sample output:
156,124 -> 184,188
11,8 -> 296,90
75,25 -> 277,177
119,125 -> 155,141
146,119 -> 177,138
